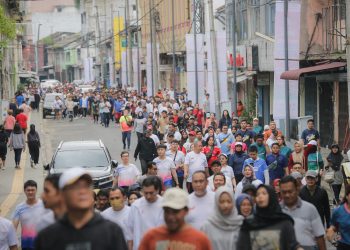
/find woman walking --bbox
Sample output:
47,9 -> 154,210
134,111 -> 146,142
326,144 -> 344,205
201,186 -> 243,250
237,185 -> 301,250
0,125 -> 8,170
9,123 -> 25,169
27,124 -> 41,168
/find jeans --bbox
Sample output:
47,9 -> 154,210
14,148 -> 22,166
103,112 -> 110,127
136,132 -> 143,142
140,158 -> 149,175
186,182 -> 194,193
122,131 -> 131,149
82,107 -> 87,117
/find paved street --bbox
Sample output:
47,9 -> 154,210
0,109 -> 139,220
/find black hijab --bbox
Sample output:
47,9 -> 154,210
242,185 -> 294,230
327,144 -> 343,171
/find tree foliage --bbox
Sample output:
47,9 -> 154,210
0,5 -> 16,59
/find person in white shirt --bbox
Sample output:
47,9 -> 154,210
101,188 -> 131,244
128,176 -> 164,250
235,164 -> 263,199
113,151 -> 141,188
166,140 -> 186,189
153,144 -> 179,189
186,170 -> 215,230
207,160 -> 233,192
0,216 -> 18,250
219,154 -> 236,190
184,140 -> 209,193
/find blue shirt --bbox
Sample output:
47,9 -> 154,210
114,100 -> 123,112
243,158 -> 268,183
16,95 -> 24,105
266,153 -> 288,183
237,129 -> 255,147
217,132 -> 234,155
228,152 -> 249,176
253,125 -> 263,135
301,128 -> 320,145
331,204 -> 350,245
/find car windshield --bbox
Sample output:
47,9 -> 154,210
53,149 -> 109,168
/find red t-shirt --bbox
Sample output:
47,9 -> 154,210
16,113 -> 28,129
139,225 -> 212,250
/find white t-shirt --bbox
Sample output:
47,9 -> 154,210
221,165 -> 235,180
113,163 -> 141,187
207,175 -> 233,192
150,134 -> 160,146
166,150 -> 185,167
153,157 -> 176,182
128,196 -> 164,250
184,151 -> 208,182
185,191 -> 215,230
0,217 -> 18,250
101,206 -> 131,241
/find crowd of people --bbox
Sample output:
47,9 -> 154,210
1,85 -> 350,250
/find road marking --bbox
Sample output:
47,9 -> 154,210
0,113 -> 31,217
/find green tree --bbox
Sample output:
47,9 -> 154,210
0,5 -> 16,60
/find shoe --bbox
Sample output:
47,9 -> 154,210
2,167 -> 5,170
30,160 -> 34,168
33,164 -> 38,169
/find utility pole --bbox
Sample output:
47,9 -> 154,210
35,23 -> 42,79
150,0 -> 158,94
284,0 -> 290,138
208,0 -> 221,114
231,0 -> 237,116
96,6 -> 104,88
110,4 -> 115,87
149,0 -> 154,94
193,0 -> 199,104
126,0 -> 134,87
124,6 -> 129,87
346,0 -> 350,126
171,0 -> 176,89
136,0 -> 141,91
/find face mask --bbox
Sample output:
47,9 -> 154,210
110,199 -> 124,210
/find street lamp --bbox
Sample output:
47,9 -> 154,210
35,23 -> 42,80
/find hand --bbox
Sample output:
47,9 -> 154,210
326,227 -> 335,241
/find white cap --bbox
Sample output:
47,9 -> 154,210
235,142 -> 243,147
307,140 -> 317,146
162,188 -> 188,210
59,167 -> 93,190
264,125 -> 270,130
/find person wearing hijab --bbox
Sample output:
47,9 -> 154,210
27,124 -> 41,168
235,194 -> 254,218
201,186 -> 243,250
235,164 -> 262,199
237,185 -> 301,250
327,144 -> 344,205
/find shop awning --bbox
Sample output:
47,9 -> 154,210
280,62 -> 346,80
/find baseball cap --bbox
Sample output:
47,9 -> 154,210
167,132 -> 174,137
235,142 -> 243,147
189,131 -> 195,136
253,117 -> 259,121
162,188 -> 188,210
264,125 -> 270,130
308,140 -> 317,146
189,116 -> 195,120
305,170 -> 318,178
59,167 -> 93,190
290,172 -> 303,180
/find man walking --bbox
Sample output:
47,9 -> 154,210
153,144 -> 179,189
184,140 -> 209,193
134,129 -> 157,175
186,171 -> 215,230
35,167 -> 127,250
128,176 -> 164,250
299,170 -> 331,228
12,180 -> 47,250
139,188 -> 212,250
243,145 -> 269,184
280,176 -> 326,250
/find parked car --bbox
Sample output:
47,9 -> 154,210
42,93 -> 64,119
44,140 -> 118,189
40,79 -> 60,89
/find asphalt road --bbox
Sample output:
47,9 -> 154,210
0,110 -> 139,220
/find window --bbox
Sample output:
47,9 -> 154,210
66,52 -> 71,62
238,0 -> 248,41
265,1 -> 275,36
53,149 -> 109,169
132,5 -> 136,11
251,0 -> 260,33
